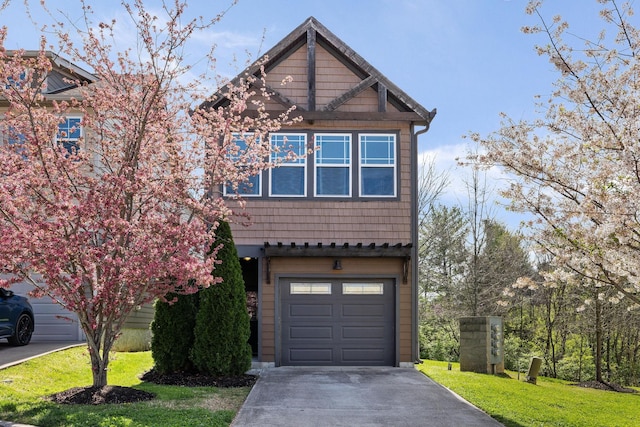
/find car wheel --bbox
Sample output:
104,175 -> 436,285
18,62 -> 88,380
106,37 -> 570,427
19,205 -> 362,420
8,313 -> 33,346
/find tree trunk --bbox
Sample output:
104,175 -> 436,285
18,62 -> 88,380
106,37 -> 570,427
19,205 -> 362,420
606,334 -> 611,383
89,347 -> 109,387
83,325 -> 114,387
595,296 -> 603,383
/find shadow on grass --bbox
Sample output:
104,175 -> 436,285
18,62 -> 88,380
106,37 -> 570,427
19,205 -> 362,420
492,414 -> 527,427
2,397 -> 235,427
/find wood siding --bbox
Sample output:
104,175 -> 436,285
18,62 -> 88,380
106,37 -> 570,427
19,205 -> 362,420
315,45 -> 363,109
265,46 -> 308,107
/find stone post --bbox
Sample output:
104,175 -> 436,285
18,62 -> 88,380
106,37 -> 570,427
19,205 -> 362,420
459,316 -> 504,374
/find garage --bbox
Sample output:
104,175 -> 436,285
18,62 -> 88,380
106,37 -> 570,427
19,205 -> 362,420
280,278 -> 395,366
11,282 -> 84,342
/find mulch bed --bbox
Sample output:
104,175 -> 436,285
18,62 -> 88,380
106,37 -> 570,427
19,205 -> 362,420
48,386 -> 156,405
572,381 -> 637,393
140,368 -> 257,388
48,370 -> 258,405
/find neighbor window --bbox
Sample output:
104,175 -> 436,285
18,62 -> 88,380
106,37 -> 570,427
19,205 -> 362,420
224,133 -> 262,197
315,133 -> 351,197
269,133 -> 306,197
1,125 -> 26,158
4,70 -> 27,90
56,117 -> 82,155
359,134 -> 396,197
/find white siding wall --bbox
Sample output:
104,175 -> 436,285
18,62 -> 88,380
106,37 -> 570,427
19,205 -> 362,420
11,281 -> 84,342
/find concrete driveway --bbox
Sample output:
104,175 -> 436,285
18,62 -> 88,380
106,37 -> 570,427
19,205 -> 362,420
232,366 -> 503,427
0,341 -> 84,370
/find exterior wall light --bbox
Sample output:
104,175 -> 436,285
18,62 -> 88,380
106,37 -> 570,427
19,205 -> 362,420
333,259 -> 342,270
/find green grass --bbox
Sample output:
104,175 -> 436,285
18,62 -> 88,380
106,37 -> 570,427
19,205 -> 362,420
0,347 -> 250,427
416,360 -> 640,427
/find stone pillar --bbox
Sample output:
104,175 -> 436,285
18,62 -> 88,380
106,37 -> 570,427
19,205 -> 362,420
459,316 -> 504,374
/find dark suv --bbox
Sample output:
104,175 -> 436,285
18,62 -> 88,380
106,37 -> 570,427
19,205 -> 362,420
0,288 -> 34,346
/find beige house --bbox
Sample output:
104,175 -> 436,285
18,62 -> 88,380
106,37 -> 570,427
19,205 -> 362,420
211,17 -> 436,367
0,51 -> 95,342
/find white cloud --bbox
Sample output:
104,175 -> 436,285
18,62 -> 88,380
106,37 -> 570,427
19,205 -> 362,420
190,29 -> 262,51
419,143 -> 529,230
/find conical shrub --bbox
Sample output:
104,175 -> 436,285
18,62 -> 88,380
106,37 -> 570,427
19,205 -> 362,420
151,289 -> 198,374
191,221 -> 251,376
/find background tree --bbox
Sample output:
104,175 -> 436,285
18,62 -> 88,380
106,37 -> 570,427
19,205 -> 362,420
191,221 -> 252,376
418,204 -> 467,302
470,220 -> 533,316
461,166 -> 496,316
0,0 -> 294,388
418,203 -> 468,361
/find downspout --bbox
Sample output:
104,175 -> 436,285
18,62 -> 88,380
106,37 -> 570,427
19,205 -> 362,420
410,110 -> 436,363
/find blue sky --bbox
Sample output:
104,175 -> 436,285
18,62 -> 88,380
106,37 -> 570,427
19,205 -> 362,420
1,0 -> 612,228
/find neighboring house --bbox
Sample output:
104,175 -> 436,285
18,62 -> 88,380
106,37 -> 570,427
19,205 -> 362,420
211,17 -> 436,367
1,51 -> 95,342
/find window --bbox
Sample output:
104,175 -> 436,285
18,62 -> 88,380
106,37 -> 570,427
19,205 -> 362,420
1,126 -> 26,158
342,283 -> 384,295
315,134 -> 351,197
57,117 -> 82,156
220,131 -> 399,200
270,133 -> 306,197
290,282 -> 332,295
4,70 -> 27,90
359,134 -> 396,197
224,134 -> 261,197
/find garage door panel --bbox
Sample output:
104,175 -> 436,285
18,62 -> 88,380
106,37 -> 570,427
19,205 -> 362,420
341,303 -> 386,317
281,279 -> 394,366
289,348 -> 334,363
342,348 -> 387,363
342,325 -> 386,339
288,303 -> 332,318
289,325 -> 333,339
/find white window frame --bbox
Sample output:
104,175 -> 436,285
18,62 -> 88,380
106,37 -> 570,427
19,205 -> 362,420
56,115 -> 83,155
223,133 -> 262,197
359,133 -> 397,197
290,282 -> 332,295
342,283 -> 384,295
269,133 -> 307,197
314,133 -> 352,197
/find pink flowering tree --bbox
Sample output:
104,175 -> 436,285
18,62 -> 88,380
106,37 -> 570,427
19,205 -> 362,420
0,0 -> 296,387
471,0 -> 640,308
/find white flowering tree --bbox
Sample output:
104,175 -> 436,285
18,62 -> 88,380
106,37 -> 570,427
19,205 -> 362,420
472,0 -> 640,309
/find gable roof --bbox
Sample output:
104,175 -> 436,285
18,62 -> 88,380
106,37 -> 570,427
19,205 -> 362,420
209,16 -> 436,126
2,50 -> 97,101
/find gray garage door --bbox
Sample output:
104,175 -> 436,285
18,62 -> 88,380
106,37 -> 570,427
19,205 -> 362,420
11,282 -> 84,342
281,279 -> 394,366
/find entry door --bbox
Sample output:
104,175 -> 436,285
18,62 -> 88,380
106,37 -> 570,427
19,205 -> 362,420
280,279 -> 395,366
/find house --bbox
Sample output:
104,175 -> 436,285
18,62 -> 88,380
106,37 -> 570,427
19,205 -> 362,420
0,51 -> 96,342
212,17 -> 436,367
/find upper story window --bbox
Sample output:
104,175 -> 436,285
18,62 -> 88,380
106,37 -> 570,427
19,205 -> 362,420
220,130 -> 399,200
224,133 -> 262,197
56,117 -> 82,156
315,133 -> 351,197
269,133 -> 306,197
359,134 -> 396,197
4,71 -> 27,90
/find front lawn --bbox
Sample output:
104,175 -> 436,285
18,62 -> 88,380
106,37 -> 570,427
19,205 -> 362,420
416,360 -> 639,427
0,347 -> 250,427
